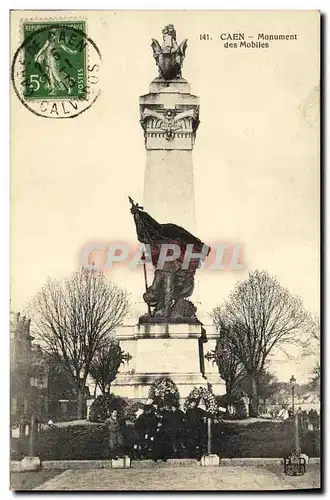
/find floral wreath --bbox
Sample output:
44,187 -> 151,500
184,386 -> 218,416
149,377 -> 180,408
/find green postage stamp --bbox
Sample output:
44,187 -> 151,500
12,19 -> 101,118
23,21 -> 87,99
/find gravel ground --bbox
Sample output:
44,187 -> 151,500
33,464 -> 321,491
10,470 -> 63,491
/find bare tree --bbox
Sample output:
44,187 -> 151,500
308,363 -> 320,395
305,315 -> 320,396
302,315 -> 320,353
212,270 -> 312,416
210,335 -> 245,397
89,337 -> 130,396
29,268 -> 130,419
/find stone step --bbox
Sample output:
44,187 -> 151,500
131,458 -> 200,468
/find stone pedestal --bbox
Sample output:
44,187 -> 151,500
201,454 -> 220,467
20,456 -> 41,471
111,320 -> 225,404
111,456 -> 131,469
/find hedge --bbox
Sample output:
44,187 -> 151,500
217,420 -> 320,458
11,425 -> 108,461
10,419 -> 320,461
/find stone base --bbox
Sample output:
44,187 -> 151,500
201,454 -> 220,467
112,321 -> 226,404
113,371 -> 212,402
148,77 -> 191,94
131,458 -> 200,468
111,456 -> 131,469
20,456 -> 41,471
138,315 -> 202,325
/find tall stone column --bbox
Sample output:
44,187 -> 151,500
140,79 -> 199,233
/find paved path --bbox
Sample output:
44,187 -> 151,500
34,465 -> 320,491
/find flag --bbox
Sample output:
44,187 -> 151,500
131,206 -> 210,270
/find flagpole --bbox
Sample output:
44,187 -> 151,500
142,251 -> 152,317
129,196 -> 152,317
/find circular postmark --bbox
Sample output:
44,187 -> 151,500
11,22 -> 102,119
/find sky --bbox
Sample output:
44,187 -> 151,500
11,10 -> 320,383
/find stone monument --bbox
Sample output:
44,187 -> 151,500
112,25 -> 225,403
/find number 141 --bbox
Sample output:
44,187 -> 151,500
200,33 -> 211,41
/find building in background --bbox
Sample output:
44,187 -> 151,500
10,311 -> 48,425
46,356 -> 90,421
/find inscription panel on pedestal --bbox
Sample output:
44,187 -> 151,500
135,338 -> 200,374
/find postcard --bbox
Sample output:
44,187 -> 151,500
10,10 -> 320,491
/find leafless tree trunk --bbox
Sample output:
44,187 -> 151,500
89,337 -> 126,397
250,373 -> 258,417
212,337 -> 245,398
29,267 -> 130,419
77,390 -> 85,420
213,270 -> 313,417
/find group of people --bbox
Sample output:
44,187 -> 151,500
276,405 -> 320,430
297,408 -> 320,431
104,399 -> 214,461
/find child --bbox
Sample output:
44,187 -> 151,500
104,409 -> 124,459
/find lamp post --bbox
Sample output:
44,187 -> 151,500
290,375 -> 300,452
290,374 -> 296,415
284,374 -> 305,475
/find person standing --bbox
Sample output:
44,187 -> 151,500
135,402 -> 159,459
104,409 -> 124,460
185,400 -> 208,460
301,410 -> 309,430
122,415 -> 139,459
309,408 -> 318,430
308,409 -> 315,430
278,405 -> 289,421
315,410 -> 320,431
170,406 -> 186,456
155,405 -> 174,461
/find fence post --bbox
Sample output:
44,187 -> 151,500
294,412 -> 300,454
28,414 -> 36,456
207,417 -> 212,455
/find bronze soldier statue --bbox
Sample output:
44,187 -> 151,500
129,197 -> 210,320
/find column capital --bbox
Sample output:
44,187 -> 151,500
139,82 -> 200,151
